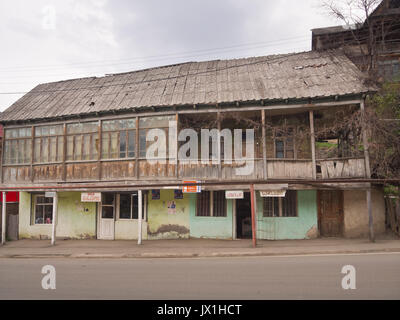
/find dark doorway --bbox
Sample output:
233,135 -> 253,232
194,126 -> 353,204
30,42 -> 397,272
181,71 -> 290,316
236,192 -> 252,239
318,190 -> 344,237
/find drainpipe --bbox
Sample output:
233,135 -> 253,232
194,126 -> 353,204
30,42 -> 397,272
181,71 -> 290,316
138,190 -> 142,245
1,192 -> 6,245
250,184 -> 257,248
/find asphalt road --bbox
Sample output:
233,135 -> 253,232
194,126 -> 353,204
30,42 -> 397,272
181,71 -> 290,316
0,252 -> 399,299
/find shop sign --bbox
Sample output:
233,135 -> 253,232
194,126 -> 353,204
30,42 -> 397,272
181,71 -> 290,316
225,190 -> 244,199
81,192 -> 101,202
259,190 -> 286,197
182,181 -> 201,193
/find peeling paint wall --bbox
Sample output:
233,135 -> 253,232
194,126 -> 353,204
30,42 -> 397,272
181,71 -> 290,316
189,195 -> 233,239
147,190 -> 190,239
256,190 -> 318,240
114,220 -> 148,240
343,188 -> 386,238
19,191 -> 96,240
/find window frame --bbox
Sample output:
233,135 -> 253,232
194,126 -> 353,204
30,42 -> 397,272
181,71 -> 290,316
66,121 -> 99,162
262,191 -> 298,218
32,194 -> 54,225
196,191 -> 227,217
273,127 -> 296,159
116,193 -> 147,221
3,127 -> 32,165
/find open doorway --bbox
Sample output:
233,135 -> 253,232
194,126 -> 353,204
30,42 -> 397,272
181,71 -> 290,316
236,192 -> 252,239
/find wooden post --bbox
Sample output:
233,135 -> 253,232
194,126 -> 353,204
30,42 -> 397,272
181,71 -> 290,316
175,113 -> 179,179
250,184 -> 257,248
51,192 -> 58,246
62,123 -> 67,181
360,99 -> 374,242
135,117 -> 140,179
261,110 -> 268,179
138,189 -> 143,245
1,192 -> 6,245
97,120 -> 102,181
309,110 -> 317,180
217,111 -> 222,179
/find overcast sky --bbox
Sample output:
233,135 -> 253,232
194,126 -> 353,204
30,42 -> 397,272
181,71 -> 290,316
0,0 -> 341,111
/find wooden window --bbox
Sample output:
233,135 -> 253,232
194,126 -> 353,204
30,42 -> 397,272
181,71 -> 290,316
138,116 -> 173,159
101,193 -> 115,219
117,193 -> 146,220
274,127 -> 295,159
101,119 -> 136,160
196,191 -> 226,217
263,191 -> 297,217
32,195 -> 53,225
34,125 -> 63,163
3,127 -> 32,165
196,191 -> 211,216
66,122 -> 98,161
263,197 -> 280,217
213,191 -> 227,217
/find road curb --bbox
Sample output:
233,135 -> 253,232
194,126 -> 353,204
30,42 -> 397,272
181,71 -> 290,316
1,248 -> 400,259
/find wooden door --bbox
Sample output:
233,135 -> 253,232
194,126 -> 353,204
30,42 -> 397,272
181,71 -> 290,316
98,194 -> 115,240
318,190 -> 344,237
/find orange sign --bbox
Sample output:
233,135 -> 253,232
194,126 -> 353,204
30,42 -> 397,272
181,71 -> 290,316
182,181 -> 201,193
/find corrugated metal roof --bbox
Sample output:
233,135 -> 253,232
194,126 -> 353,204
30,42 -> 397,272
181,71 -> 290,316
0,50 -> 373,122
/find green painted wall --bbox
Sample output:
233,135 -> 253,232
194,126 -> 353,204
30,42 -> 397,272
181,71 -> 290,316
147,190 -> 190,239
19,191 -> 96,239
189,195 -> 233,239
256,190 -> 318,240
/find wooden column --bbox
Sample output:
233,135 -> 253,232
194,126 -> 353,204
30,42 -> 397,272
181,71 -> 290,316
0,134 -> 4,184
175,113 -> 179,179
1,192 -> 6,245
261,110 -> 268,180
360,99 -> 374,242
309,110 -> 317,180
135,117 -> 140,179
97,120 -> 102,181
30,126 -> 34,182
138,189 -> 143,245
62,123 -> 67,181
51,192 -> 58,246
250,184 -> 257,248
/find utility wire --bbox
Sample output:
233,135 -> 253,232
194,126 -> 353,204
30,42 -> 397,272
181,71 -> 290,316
0,35 -> 310,72
0,50 -> 317,96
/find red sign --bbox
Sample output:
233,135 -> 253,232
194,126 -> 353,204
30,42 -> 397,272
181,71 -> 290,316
0,192 -> 19,203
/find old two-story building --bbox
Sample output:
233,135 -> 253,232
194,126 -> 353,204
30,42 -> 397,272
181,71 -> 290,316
0,50 -> 386,244
312,0 -> 400,81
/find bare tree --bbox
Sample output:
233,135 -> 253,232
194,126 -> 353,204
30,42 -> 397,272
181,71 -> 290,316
322,0 -> 386,78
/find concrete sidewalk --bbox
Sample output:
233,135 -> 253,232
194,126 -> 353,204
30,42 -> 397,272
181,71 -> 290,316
1,234 -> 400,259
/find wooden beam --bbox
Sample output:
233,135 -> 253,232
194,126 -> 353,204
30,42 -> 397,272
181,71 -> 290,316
360,100 -> 371,178
261,109 -> 268,179
0,135 -> 5,184
62,123 -> 67,181
135,117 -> 139,179
1,99 -> 364,129
175,113 -> 179,179
360,99 -> 374,242
97,120 -> 102,180
1,192 -> 6,245
309,110 -> 317,180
